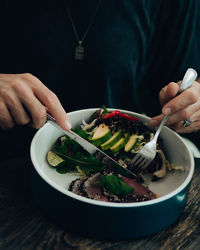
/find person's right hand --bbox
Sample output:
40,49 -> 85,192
0,73 -> 71,130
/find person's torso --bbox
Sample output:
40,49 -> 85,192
0,0 -> 200,115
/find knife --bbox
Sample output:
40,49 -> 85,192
46,113 -> 136,178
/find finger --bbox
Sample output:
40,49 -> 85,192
165,102 -> 200,125
12,74 -> 69,130
21,93 -> 47,129
175,120 -> 200,133
4,92 -> 31,125
10,80 -> 46,129
168,104 -> 200,132
159,82 -> 179,106
151,117 -> 199,134
20,74 -> 71,130
150,114 -> 198,133
162,87 -> 198,116
45,94 -> 72,131
150,108 -> 197,129
33,85 -> 71,130
151,105 -> 200,133
0,101 -> 15,129
150,114 -> 164,127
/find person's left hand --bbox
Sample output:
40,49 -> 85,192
150,80 -> 200,133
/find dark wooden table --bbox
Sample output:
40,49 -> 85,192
0,157 -> 199,250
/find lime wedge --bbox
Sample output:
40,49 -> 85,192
47,151 -> 65,167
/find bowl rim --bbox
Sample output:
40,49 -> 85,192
30,108 -> 194,208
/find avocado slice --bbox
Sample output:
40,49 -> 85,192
124,134 -> 138,152
110,133 -> 130,153
101,130 -> 122,151
91,123 -> 112,146
47,151 -> 65,167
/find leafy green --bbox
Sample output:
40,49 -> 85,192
55,151 -> 99,167
99,175 -> 133,196
90,105 -> 108,120
56,164 -> 74,174
53,127 -> 105,175
101,104 -> 108,115
54,137 -> 69,155
90,109 -> 99,120
71,128 -> 89,139
143,131 -> 151,142
55,129 -> 90,157
55,151 -> 105,175
77,164 -> 105,176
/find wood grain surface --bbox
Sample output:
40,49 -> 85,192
0,157 -> 199,250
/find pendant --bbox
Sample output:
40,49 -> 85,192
75,41 -> 84,60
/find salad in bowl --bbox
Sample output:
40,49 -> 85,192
30,107 -> 194,239
47,106 -> 183,203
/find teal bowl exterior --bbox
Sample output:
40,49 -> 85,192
31,165 -> 190,240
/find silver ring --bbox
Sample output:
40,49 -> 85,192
183,117 -> 192,127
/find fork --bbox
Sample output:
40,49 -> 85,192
131,68 -> 197,170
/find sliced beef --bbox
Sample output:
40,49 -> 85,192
122,176 -> 156,200
69,173 -> 156,203
69,179 -> 83,196
82,173 -> 108,202
69,176 -> 88,196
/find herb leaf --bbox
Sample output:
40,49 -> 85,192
99,175 -> 133,196
101,104 -> 108,115
53,127 -> 105,175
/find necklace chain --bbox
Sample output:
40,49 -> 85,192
64,0 -> 102,60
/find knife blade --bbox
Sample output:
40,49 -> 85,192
46,113 -> 136,178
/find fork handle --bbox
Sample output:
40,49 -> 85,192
152,68 -> 197,142
178,68 -> 197,93
152,115 -> 169,143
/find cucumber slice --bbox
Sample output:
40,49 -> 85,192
47,151 -> 65,167
91,123 -> 112,146
124,134 -> 138,152
101,130 -> 122,151
110,133 -> 130,153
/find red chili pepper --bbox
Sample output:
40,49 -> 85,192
104,110 -> 120,119
104,110 -> 139,122
117,113 -> 139,122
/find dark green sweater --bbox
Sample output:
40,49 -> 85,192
0,0 -> 200,159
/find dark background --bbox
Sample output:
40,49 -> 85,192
0,0 -> 200,160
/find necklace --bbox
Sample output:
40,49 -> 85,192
64,0 -> 102,60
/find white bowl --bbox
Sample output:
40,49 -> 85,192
30,108 -> 194,240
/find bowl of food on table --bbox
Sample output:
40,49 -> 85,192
30,106 -> 194,240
